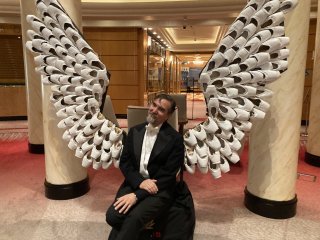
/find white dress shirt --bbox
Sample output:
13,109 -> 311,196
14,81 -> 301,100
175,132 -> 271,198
139,123 -> 161,178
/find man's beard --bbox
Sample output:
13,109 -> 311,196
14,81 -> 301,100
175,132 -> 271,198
146,113 -> 156,124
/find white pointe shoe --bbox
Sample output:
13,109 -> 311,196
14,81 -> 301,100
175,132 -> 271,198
185,145 -> 197,165
219,138 -> 232,157
102,158 -> 113,170
219,156 -> 230,173
101,148 -> 111,163
82,152 -> 93,168
184,130 -> 197,147
228,151 -> 240,164
209,161 -> 221,179
208,148 -> 220,164
80,138 -> 95,153
205,133 -> 221,151
202,117 -> 219,134
91,144 -> 102,159
92,158 -> 102,170
111,141 -> 123,159
184,156 -> 196,174
191,124 -> 206,141
197,162 -> 208,174
57,115 -> 80,129
110,127 -> 123,142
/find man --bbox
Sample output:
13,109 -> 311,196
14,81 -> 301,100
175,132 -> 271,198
106,94 -> 184,240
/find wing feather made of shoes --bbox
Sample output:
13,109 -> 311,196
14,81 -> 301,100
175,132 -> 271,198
183,0 -> 298,179
26,0 -> 124,170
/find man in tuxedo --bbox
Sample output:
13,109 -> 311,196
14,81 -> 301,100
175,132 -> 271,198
106,94 -> 184,240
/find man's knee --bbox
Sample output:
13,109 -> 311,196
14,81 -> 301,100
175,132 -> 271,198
106,205 -> 124,228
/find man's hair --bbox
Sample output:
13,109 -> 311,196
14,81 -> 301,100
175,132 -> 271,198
154,94 -> 176,114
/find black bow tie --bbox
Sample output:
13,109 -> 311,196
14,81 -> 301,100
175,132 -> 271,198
146,124 -> 160,134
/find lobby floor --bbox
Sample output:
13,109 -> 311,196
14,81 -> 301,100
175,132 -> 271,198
1,94 -> 320,240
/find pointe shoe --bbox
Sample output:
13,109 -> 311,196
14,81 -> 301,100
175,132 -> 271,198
184,130 -> 197,147
110,126 -> 123,142
218,138 -> 232,157
233,120 -> 252,132
100,120 -> 114,135
202,117 -> 219,134
111,141 -> 123,159
205,133 -> 221,151
234,97 -> 254,111
278,0 -> 298,14
91,144 -> 102,159
231,126 -> 245,141
248,97 -> 270,112
216,114 -> 233,131
57,115 -> 80,129
219,156 -> 230,173
228,151 -> 240,164
75,132 -> 93,145
209,161 -> 221,179
191,124 -> 206,141
80,138 -> 95,153
102,158 -> 113,170
225,135 -> 241,151
185,145 -> 197,165
250,108 -> 266,120
208,147 -> 220,164
92,158 -> 102,170
184,156 -> 196,174
93,130 -> 105,145
101,148 -> 111,162
211,77 -> 235,88
197,161 -> 208,174
210,67 -> 231,79
195,139 -> 208,159
82,152 -> 93,168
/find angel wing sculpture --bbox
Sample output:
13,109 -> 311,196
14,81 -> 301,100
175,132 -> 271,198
26,0 -> 297,178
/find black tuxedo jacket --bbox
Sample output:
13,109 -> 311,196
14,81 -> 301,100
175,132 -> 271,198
119,121 -> 184,200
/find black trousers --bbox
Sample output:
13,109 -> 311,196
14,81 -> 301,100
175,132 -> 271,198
106,182 -> 174,240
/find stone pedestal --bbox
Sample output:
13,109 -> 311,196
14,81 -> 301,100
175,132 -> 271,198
245,0 -> 310,219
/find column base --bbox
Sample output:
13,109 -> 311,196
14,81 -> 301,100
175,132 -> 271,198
28,142 -> 44,154
305,152 -> 320,167
44,176 -> 90,200
244,187 -> 297,219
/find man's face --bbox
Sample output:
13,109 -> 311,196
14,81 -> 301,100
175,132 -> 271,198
147,98 -> 171,126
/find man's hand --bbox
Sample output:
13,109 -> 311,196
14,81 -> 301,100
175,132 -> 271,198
114,193 -> 137,214
139,179 -> 158,194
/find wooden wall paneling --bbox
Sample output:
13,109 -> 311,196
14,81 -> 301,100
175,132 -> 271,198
83,27 -> 144,115
108,86 -> 140,99
0,86 -> 27,117
102,55 -> 138,71
108,71 -> 138,86
138,28 -> 147,105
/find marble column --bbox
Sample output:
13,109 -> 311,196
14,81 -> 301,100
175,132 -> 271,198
24,0 -> 88,200
244,0 -> 310,219
20,0 -> 44,154
305,0 -> 320,167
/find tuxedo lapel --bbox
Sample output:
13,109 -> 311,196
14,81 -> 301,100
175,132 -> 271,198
133,124 -> 146,163
149,123 -> 173,162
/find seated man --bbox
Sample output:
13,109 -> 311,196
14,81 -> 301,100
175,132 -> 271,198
106,94 -> 184,240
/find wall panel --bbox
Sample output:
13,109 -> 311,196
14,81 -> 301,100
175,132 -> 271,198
84,27 -> 144,115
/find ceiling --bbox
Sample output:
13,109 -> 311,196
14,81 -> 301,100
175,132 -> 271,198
0,0 -> 318,62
